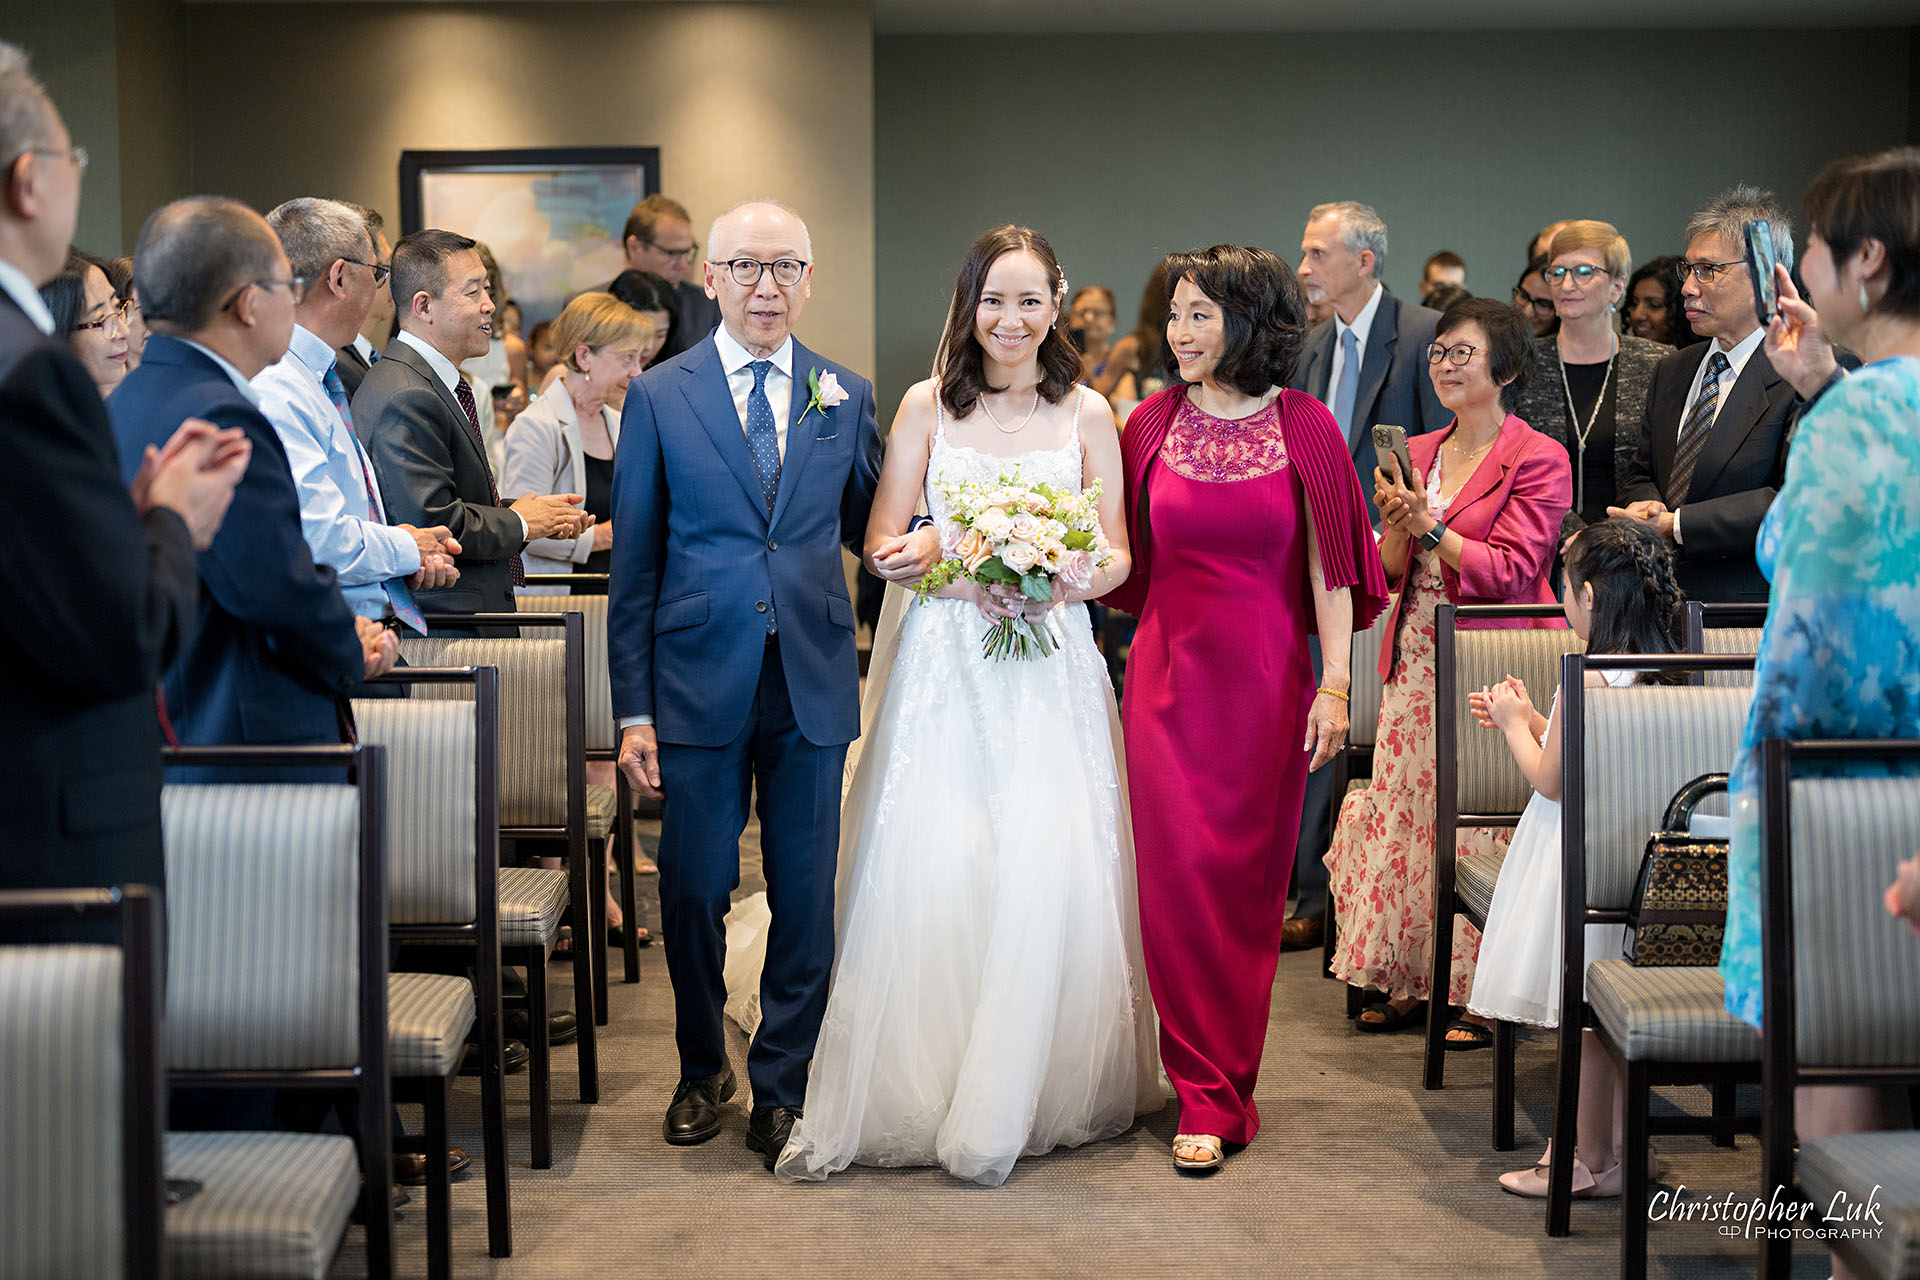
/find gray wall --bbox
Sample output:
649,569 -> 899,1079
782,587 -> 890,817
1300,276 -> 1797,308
874,29 -> 1912,411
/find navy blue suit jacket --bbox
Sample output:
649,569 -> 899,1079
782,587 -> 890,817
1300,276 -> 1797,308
608,334 -> 881,748
108,336 -> 365,754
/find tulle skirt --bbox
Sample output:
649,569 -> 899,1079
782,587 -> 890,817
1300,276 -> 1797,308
773,597 -> 1162,1186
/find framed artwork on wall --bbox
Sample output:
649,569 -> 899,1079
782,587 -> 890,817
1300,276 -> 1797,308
399,146 -> 660,328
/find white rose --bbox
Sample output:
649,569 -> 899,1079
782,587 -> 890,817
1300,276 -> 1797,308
999,539 -> 1041,574
1008,513 -> 1044,543
975,507 -> 1014,541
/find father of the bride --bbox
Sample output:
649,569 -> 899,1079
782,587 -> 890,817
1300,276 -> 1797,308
610,199 -> 936,1168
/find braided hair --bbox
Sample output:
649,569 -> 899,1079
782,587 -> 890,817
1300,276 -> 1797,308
1564,520 -> 1687,684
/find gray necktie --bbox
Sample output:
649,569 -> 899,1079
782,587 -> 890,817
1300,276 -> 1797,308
1668,351 -> 1731,505
1333,326 -> 1360,442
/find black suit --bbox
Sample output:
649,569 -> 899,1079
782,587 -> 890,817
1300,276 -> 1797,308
659,281 -> 721,362
334,340 -> 372,398
1620,340 -> 1797,603
353,336 -> 525,616
1286,289 -> 1447,921
0,291 -> 198,897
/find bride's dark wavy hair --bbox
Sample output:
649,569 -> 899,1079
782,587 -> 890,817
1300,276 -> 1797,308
1163,244 -> 1306,396
1564,520 -> 1688,685
935,226 -> 1082,419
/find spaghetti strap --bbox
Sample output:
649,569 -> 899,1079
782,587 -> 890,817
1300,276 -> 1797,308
1071,384 -> 1085,441
933,382 -> 946,443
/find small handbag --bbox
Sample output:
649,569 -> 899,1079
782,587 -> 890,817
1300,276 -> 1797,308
1624,773 -> 1731,966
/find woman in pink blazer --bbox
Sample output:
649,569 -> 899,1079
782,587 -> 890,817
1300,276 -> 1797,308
1326,298 -> 1571,1041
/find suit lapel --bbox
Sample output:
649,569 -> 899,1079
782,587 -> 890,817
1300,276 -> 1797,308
1654,345 -> 1710,480
1438,415 -> 1525,526
1351,293 -> 1397,451
1686,349 -> 1779,497
768,343 -> 822,531
1302,321 -> 1335,400
385,339 -> 489,471
678,339 -> 769,520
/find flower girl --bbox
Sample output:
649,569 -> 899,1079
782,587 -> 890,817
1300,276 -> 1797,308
1463,520 -> 1685,1198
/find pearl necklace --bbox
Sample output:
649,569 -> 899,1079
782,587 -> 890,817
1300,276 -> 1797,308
980,388 -> 1040,435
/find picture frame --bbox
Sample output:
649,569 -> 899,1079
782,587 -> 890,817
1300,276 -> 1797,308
399,146 -> 660,329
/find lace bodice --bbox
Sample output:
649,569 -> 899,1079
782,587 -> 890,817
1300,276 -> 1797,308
1160,395 -> 1289,483
927,387 -> 1086,525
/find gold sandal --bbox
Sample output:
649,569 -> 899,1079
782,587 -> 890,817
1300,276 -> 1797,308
1172,1133 -> 1224,1172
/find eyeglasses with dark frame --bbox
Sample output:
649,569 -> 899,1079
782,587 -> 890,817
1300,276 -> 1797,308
341,258 -> 390,285
219,276 -> 308,313
718,257 -> 809,288
1426,341 -> 1481,366
1675,259 -> 1747,286
645,238 -> 699,264
1544,263 -> 1612,285
1513,290 -> 1556,318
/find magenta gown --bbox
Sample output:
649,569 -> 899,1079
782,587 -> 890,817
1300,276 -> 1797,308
1126,397 -> 1315,1144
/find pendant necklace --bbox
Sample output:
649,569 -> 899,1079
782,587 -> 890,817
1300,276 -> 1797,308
981,388 -> 1040,435
1559,335 -> 1617,517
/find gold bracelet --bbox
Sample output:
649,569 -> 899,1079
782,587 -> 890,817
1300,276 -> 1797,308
1317,686 -> 1349,702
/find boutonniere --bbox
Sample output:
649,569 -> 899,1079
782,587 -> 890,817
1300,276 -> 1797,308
797,368 -> 849,425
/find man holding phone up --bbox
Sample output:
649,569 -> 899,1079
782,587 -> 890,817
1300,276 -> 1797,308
1611,187 -> 1802,603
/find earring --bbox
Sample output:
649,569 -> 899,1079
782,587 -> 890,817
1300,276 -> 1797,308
1861,282 -> 1872,313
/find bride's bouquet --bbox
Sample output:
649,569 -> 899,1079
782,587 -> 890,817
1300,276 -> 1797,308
914,470 -> 1113,660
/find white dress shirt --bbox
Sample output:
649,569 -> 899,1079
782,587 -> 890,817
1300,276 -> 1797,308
351,333 -> 378,366
179,338 -> 263,406
713,324 -> 794,460
253,324 -> 422,619
1325,282 -> 1385,409
395,328 -> 528,539
1671,325 -> 1766,545
0,257 -> 55,334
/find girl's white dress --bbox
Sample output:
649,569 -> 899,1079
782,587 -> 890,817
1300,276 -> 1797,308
1465,671 -> 1635,1028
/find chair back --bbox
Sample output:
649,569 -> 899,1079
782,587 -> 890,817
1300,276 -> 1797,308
0,889 -> 160,1280
1440,605 -> 1584,817
1563,657 -> 1751,912
517,586 -> 614,754
352,696 -> 479,925
1700,628 -> 1763,688
1684,601 -> 1767,689
1347,594 -> 1396,751
404,636 -> 566,827
1766,749 -> 1920,1070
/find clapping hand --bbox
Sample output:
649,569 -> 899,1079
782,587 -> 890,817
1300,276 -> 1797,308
399,524 -> 462,590
1764,263 -> 1841,400
132,418 -> 252,550
1605,499 -> 1674,541
1886,853 -> 1920,940
355,615 -> 400,680
1477,675 -> 1533,731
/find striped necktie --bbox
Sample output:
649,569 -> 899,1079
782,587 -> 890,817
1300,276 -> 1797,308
453,376 -> 525,586
324,363 -> 424,633
1668,350 -> 1731,505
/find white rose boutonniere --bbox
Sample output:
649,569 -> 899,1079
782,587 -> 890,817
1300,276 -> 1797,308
797,368 -> 850,425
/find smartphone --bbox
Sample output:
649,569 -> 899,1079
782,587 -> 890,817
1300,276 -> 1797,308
1372,424 -> 1415,486
1745,219 -> 1779,326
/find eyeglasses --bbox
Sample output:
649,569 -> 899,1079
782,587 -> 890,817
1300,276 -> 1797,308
1426,341 -> 1480,366
1513,291 -> 1556,317
1675,259 -> 1746,286
218,276 -> 308,312
718,257 -> 808,288
646,239 -> 699,264
73,297 -> 129,334
13,143 -> 88,173
342,258 -> 390,285
1544,264 -> 1611,285
1071,307 -> 1114,320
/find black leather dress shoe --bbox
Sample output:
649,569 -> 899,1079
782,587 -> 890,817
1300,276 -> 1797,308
459,1038 -> 530,1075
664,1064 -> 735,1145
393,1146 -> 470,1186
745,1106 -> 802,1171
503,1008 -> 579,1046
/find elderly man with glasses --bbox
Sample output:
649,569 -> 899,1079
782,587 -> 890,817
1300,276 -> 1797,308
1609,186 -> 1805,603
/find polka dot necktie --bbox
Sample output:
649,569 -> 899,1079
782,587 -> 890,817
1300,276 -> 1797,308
746,360 -> 781,515
453,376 -> 525,586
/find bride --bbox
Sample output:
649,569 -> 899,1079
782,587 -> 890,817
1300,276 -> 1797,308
760,225 -> 1161,1186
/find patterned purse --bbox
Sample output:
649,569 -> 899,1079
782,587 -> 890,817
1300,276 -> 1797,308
1624,773 -> 1731,967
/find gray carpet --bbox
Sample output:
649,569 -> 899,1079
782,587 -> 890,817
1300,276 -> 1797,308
331,816 -> 1828,1279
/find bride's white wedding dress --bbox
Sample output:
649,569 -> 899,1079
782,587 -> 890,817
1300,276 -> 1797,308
764,389 -> 1161,1186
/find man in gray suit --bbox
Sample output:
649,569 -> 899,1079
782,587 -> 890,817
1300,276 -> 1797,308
352,228 -> 588,618
1283,201 -> 1448,952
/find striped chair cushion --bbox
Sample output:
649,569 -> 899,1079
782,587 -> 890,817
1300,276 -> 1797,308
1798,1131 -> 1920,1280
1455,846 -> 1506,924
387,972 -> 474,1078
1347,595 -> 1396,750
1788,776 -> 1920,1069
0,945 -> 123,1280
1702,627 -> 1762,688
517,595 -> 614,753
1452,626 -> 1585,814
1580,685 -> 1749,911
403,636 -> 567,828
162,785 -> 360,1069
498,865 -> 569,949
1585,960 -> 1760,1063
352,699 -> 478,926
163,1131 -> 358,1280
586,782 -> 617,841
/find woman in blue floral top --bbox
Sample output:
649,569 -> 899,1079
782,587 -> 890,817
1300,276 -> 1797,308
1722,148 -> 1920,1276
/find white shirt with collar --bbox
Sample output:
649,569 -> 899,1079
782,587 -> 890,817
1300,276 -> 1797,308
713,323 -> 794,461
1671,324 -> 1767,546
1325,282 -> 1385,407
393,328 -> 528,540
179,338 -> 263,406
0,257 -> 55,334
351,333 -> 378,366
